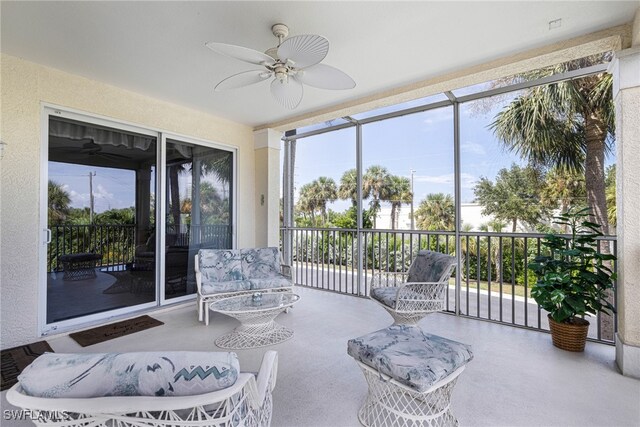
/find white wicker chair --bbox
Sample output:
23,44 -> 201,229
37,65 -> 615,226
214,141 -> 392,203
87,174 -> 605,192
6,351 -> 278,427
370,250 -> 456,325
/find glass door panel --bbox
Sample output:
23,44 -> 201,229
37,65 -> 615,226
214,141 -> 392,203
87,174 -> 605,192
46,117 -> 157,323
165,139 -> 233,300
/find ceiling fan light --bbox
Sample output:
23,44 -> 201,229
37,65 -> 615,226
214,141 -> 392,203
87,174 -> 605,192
275,71 -> 288,83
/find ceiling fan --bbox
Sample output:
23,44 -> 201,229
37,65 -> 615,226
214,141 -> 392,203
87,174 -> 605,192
55,141 -> 129,161
206,23 -> 356,109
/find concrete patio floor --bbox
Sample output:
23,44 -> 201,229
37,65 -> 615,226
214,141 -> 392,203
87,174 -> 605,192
2,286 -> 639,426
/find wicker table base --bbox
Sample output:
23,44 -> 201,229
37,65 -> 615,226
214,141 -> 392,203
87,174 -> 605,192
210,293 -> 300,350
215,319 -> 294,349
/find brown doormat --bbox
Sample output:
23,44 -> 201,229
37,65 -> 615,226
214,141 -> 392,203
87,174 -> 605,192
1,341 -> 54,391
70,315 -> 164,347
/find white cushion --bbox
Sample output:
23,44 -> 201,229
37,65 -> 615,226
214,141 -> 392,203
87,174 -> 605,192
19,351 -> 239,398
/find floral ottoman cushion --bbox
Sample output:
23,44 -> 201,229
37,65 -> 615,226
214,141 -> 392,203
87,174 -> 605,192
347,325 -> 473,392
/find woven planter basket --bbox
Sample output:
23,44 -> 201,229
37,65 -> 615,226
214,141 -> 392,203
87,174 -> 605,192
548,315 -> 590,352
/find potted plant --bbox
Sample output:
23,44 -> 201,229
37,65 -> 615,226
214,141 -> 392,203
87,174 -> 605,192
529,207 -> 616,352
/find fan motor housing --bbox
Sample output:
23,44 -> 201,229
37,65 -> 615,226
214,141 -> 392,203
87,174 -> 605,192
271,23 -> 289,40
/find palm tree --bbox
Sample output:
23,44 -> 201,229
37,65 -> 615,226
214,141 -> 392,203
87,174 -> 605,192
296,183 -> 318,224
296,178 -> 337,226
414,193 -> 455,231
363,165 -> 390,229
491,54 -> 614,234
385,175 -> 412,230
311,176 -> 338,225
338,169 -> 360,207
48,180 -> 71,225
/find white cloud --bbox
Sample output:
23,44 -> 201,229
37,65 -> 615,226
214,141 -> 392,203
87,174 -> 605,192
415,173 -> 477,189
422,108 -> 453,126
69,189 -> 89,205
461,141 -> 486,156
93,184 -> 114,200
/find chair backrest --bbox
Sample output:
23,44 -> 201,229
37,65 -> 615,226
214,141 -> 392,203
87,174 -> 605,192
406,250 -> 456,283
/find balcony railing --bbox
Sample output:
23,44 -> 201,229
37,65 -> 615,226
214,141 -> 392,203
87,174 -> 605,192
48,224 -> 232,273
281,227 -> 617,344
48,224 -> 137,272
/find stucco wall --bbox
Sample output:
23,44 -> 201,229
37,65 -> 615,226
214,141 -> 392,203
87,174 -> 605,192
0,54 -> 255,348
616,84 -> 640,346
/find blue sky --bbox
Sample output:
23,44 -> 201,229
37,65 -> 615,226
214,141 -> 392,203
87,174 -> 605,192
291,92 -> 532,212
49,162 -> 139,212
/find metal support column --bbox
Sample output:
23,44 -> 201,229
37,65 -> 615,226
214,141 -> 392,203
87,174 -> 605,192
354,120 -> 364,296
447,91 -> 462,316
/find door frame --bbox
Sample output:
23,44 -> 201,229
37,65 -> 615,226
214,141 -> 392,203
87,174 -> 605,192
38,104 -> 237,336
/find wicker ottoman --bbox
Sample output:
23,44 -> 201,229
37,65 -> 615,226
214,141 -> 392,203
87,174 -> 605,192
347,325 -> 473,427
59,253 -> 102,281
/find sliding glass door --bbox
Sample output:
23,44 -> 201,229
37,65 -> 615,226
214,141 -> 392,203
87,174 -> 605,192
46,116 -> 158,323
42,109 -> 235,332
164,138 -> 234,300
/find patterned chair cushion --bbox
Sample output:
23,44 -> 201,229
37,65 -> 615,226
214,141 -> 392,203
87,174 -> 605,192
201,280 -> 252,295
199,250 -> 245,282
406,250 -> 456,283
347,325 -> 473,392
241,247 -> 281,279
19,352 -> 239,398
249,275 -> 293,290
370,287 -> 398,308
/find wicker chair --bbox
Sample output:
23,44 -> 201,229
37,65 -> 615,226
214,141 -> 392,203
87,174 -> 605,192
370,250 -> 456,325
7,351 -> 278,427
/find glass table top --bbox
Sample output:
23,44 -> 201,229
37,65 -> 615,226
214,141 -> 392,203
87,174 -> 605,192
210,292 -> 300,313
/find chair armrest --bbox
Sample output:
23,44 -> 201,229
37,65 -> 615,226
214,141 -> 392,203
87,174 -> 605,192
247,351 -> 278,410
371,271 -> 409,289
280,264 -> 292,280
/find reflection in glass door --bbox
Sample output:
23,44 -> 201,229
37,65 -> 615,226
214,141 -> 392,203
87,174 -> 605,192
164,138 -> 233,300
46,116 -> 157,323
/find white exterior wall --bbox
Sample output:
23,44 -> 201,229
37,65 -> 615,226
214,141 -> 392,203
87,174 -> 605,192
612,38 -> 640,377
0,54 -> 255,348
376,203 -> 500,231
254,129 -> 282,247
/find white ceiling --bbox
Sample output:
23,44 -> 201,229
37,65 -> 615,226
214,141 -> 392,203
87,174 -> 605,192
1,1 -> 637,128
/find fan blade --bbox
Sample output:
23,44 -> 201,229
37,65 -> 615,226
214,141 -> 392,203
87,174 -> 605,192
277,35 -> 329,68
205,42 -> 275,66
215,70 -> 272,91
297,64 -> 355,90
270,77 -> 303,109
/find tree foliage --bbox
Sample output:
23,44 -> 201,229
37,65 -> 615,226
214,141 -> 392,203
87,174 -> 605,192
48,180 -> 71,225
414,193 -> 455,231
474,164 -> 547,232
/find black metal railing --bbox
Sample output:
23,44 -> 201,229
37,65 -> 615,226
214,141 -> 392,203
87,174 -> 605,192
281,227 -> 617,344
48,224 -> 233,273
48,224 -> 137,272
